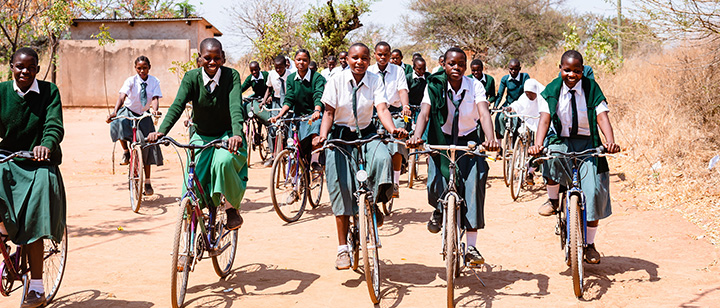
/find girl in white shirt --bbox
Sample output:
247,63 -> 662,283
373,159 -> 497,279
505,78 -> 544,185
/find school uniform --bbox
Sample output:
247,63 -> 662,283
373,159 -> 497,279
407,71 -> 430,126
0,79 -> 66,245
422,73 -> 490,229
321,69 -> 393,216
400,62 -> 413,76
158,67 -> 248,209
110,74 -> 164,166
320,67 -> 339,80
283,70 -> 326,161
495,72 -> 530,137
241,71 -> 269,98
538,77 -> 611,221
432,65 -> 444,74
266,69 -> 292,153
369,63 -> 409,160
469,73 -> 496,141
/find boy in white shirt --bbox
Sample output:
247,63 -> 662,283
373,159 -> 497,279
262,55 -> 292,166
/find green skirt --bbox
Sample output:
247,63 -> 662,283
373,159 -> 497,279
325,127 -> 393,216
387,106 -> 409,160
542,137 -> 611,221
0,162 -> 66,245
187,132 -> 249,209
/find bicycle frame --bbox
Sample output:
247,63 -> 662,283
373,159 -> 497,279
565,163 -> 588,255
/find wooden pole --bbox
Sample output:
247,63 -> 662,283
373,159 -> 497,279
617,0 -> 623,58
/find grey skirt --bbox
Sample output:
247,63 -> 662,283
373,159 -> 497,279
109,107 -> 163,166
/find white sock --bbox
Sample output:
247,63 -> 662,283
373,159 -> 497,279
393,170 -> 401,185
586,226 -> 598,245
29,279 -> 43,293
547,184 -> 560,200
145,178 -> 151,184
466,231 -> 478,247
337,245 -> 349,253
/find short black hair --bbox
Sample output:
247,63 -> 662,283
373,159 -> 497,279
199,38 -> 223,53
249,61 -> 260,68
309,61 -> 318,69
561,50 -> 584,65
338,51 -> 348,57
412,52 -> 422,59
295,48 -> 311,60
508,58 -> 520,67
274,55 -> 286,65
375,41 -> 391,50
438,55 -> 445,60
327,55 -> 337,62
470,59 -> 483,69
349,43 -> 370,54
443,47 -> 466,61
413,57 -> 426,68
11,47 -> 39,64
391,49 -> 403,57
135,55 -> 150,66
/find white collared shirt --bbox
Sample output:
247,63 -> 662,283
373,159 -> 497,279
119,74 -> 163,114
201,68 -> 221,93
421,76 -> 488,136
294,70 -> 312,82
251,73 -> 264,82
321,69 -> 388,131
509,93 -> 540,133
368,63 -> 408,107
537,80 -> 609,137
413,73 -> 425,80
480,74 -> 487,83
267,69 -> 291,99
13,79 -> 40,98
321,67 -> 337,79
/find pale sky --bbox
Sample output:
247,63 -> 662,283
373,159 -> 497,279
189,0 -> 618,59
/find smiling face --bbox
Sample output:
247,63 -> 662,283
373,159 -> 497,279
390,51 -> 403,66
444,51 -> 467,83
249,63 -> 260,78
374,45 -> 390,68
338,52 -> 348,68
508,62 -> 521,78
559,57 -> 584,89
135,61 -> 150,80
295,52 -> 310,75
273,60 -> 287,76
199,46 -> 225,77
348,45 -> 371,77
327,58 -> 336,70
470,64 -> 483,80
11,53 -> 38,91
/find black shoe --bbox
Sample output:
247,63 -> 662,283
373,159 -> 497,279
374,206 -> 384,228
120,151 -> 130,165
225,208 -> 243,230
465,245 -> 485,265
21,290 -> 46,308
584,243 -> 601,264
143,183 -> 154,196
427,210 -> 442,234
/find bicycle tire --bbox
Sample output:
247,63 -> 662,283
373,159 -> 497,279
246,119 -> 254,166
359,193 -> 381,304
446,194 -> 458,308
270,149 -> 307,222
129,144 -> 144,213
407,153 -> 416,188
569,194 -> 584,298
558,192 -> 567,251
211,207 -> 239,278
171,198 -> 193,308
350,217 -> 360,271
502,128 -> 512,187
307,167 -> 324,209
256,121 -> 269,161
510,137 -> 525,200
43,225 -> 68,303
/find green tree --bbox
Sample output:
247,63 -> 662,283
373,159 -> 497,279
303,0 -> 373,60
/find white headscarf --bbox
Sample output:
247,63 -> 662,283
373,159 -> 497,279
523,78 -> 545,98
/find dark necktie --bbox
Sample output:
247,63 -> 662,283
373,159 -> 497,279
380,71 -> 387,85
140,82 -> 147,106
279,77 -> 285,97
569,89 -> 578,137
205,80 -> 213,93
449,89 -> 467,145
352,81 -> 364,137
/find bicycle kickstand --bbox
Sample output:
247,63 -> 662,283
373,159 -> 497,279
467,265 -> 487,287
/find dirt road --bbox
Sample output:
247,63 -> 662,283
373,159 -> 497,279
6,108 -> 719,307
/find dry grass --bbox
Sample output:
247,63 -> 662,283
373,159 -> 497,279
487,47 -> 720,244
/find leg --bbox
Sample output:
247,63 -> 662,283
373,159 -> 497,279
335,215 -> 351,270
392,153 -> 402,197
119,140 -> 130,165
144,164 -> 154,195
24,240 -> 47,306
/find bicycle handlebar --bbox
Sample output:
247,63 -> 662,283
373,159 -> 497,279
533,145 -> 617,162
143,136 -> 228,151
0,150 -> 37,163
408,143 -> 489,159
110,112 -> 160,122
503,112 -> 539,120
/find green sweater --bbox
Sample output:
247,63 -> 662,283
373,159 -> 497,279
160,67 -> 244,137
407,72 -> 430,106
496,72 -> 530,108
241,71 -> 269,97
0,80 -> 64,164
283,70 -> 326,116
469,73 -> 497,104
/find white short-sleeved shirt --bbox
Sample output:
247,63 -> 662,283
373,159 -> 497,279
537,80 -> 609,137
321,69 -> 389,131
509,94 -> 540,133
368,63 -> 409,108
266,69 -> 291,99
421,76 -> 488,136
321,67 -> 337,80
119,74 -> 162,114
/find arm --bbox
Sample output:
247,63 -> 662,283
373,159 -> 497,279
477,101 -> 499,150
240,75 -> 252,93
228,69 -> 246,152
407,103 -> 431,147
313,104 -> 335,147
311,75 -> 326,121
376,102 -> 404,137
106,93 -> 127,123
495,77 -> 506,109
399,89 -> 411,116
529,113 -> 551,155
262,87 -> 272,106
152,72 -> 194,140
273,79 -> 295,121
596,110 -> 620,153
487,78 -> 497,104
37,84 -> 64,160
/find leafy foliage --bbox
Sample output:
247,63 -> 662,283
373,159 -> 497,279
303,0 -> 372,60
168,52 -> 198,81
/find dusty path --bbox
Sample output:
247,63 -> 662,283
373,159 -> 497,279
6,108 -> 719,307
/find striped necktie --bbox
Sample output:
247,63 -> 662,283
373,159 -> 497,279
140,82 -> 148,106
352,81 -> 364,137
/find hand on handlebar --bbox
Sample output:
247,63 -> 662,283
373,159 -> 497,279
310,110 -> 321,122
312,135 -> 327,148
406,135 -> 424,148
603,142 -> 620,154
227,136 -> 243,153
106,112 -> 117,124
146,132 -> 165,143
401,106 -> 412,117
528,145 -> 545,156
503,106 -> 512,112
392,128 -> 409,139
482,139 -> 500,152
151,109 -> 162,117
269,115 -> 279,123
33,146 -> 50,161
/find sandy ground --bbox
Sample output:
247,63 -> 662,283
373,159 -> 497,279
5,108 -> 720,308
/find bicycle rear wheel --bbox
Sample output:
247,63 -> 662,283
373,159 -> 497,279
129,144 -> 144,212
307,167 -> 324,209
569,194 -> 584,298
270,149 -> 308,222
255,121 -> 269,161
43,225 -> 68,303
510,137 -> 526,200
502,129 -> 512,187
445,194 -> 458,308
171,198 -> 194,308
211,207 -> 239,278
359,193 -> 381,304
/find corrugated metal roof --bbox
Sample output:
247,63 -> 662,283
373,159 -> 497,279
72,17 -> 222,36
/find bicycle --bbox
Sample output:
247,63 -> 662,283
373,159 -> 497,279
533,145 -> 615,298
0,150 -> 68,307
409,143 -> 489,308
109,111 -> 160,213
270,115 -> 324,223
145,136 -> 239,308
505,113 -> 539,200
499,110 -> 518,187
405,105 -> 424,189
243,97 -> 271,166
313,132 -> 395,304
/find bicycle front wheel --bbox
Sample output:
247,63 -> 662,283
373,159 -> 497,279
445,194 -> 458,308
270,149 -> 307,222
246,119 -> 254,166
358,193 -> 381,304
510,137 -> 526,201
171,198 -> 194,308
42,225 -> 67,304
502,128 -> 512,187
129,144 -> 144,212
569,194 -> 584,298
211,208 -> 239,278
